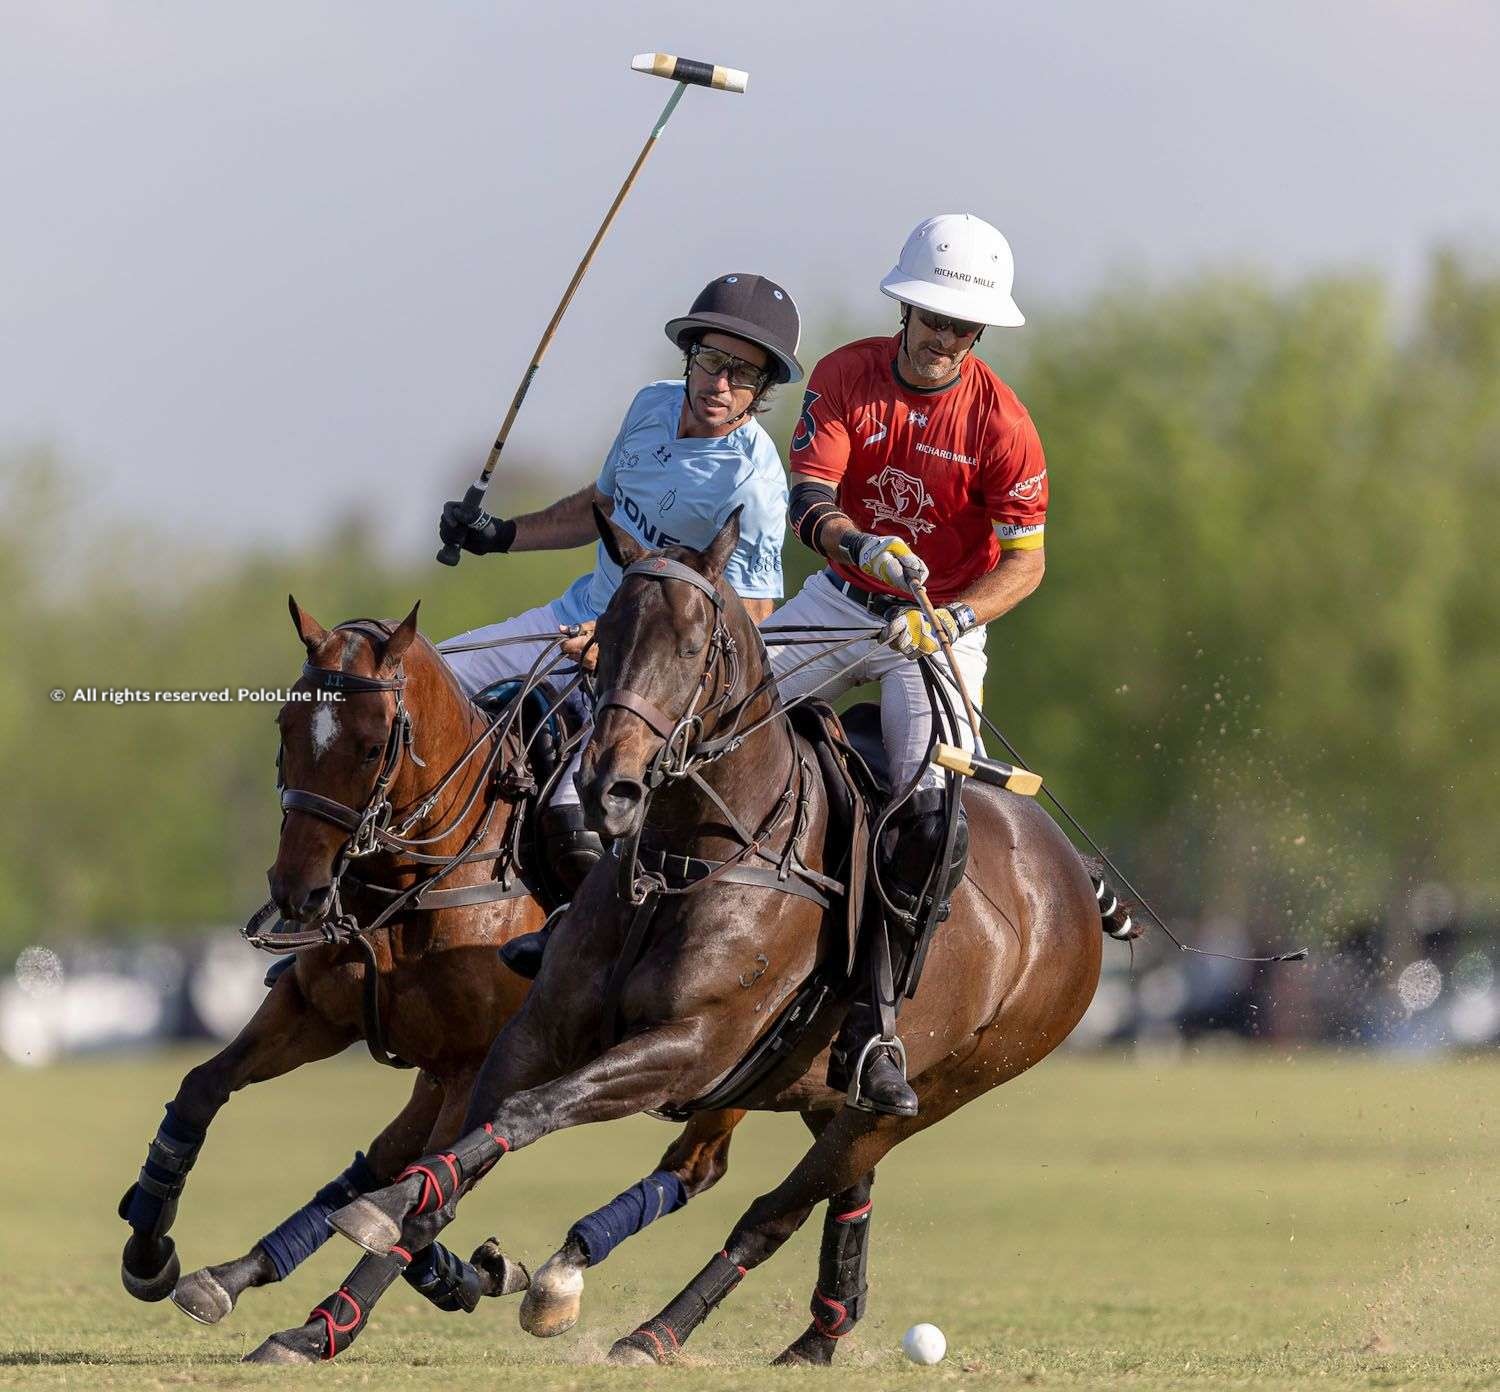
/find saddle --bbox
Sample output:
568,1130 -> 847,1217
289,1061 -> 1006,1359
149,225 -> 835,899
651,699 -> 885,1119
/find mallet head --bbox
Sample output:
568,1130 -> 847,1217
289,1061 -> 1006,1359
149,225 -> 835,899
632,52 -> 748,93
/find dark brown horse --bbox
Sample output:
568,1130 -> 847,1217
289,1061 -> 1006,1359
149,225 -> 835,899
260,511 -> 1102,1367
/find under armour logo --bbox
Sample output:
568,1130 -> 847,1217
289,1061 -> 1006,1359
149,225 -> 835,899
654,444 -> 672,464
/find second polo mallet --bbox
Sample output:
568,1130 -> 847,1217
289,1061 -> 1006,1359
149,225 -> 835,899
437,52 -> 749,566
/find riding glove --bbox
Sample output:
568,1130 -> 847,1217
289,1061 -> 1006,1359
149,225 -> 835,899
438,502 -> 517,555
883,603 -> 974,659
843,532 -> 929,593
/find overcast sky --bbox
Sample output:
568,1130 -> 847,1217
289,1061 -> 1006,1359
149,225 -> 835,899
4,0 -> 1497,555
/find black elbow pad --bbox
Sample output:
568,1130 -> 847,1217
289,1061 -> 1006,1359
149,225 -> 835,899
788,480 -> 842,550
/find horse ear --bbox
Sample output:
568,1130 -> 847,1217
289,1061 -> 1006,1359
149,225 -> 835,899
595,503 -> 646,569
700,505 -> 743,583
289,594 -> 328,653
382,602 -> 420,668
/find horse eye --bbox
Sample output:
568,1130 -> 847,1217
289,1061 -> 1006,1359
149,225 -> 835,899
363,744 -> 382,763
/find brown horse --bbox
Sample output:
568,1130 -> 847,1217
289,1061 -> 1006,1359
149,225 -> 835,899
261,510 -> 1102,1368
120,598 -> 755,1349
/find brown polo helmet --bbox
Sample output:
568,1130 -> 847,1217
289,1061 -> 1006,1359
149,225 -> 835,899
663,273 -> 803,384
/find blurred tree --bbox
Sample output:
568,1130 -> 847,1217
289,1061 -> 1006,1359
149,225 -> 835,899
2,252 -> 1497,960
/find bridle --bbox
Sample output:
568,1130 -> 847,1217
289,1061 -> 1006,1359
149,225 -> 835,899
592,556 -> 823,908
250,619 -> 538,953
277,629 -> 422,862
594,557 -> 747,786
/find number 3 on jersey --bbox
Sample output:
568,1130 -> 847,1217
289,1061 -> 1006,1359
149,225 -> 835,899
791,389 -> 820,453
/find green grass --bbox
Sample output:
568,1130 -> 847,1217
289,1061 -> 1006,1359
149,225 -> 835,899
4,1047 -> 1499,1389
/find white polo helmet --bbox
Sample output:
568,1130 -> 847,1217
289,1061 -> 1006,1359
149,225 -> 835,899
879,213 -> 1025,327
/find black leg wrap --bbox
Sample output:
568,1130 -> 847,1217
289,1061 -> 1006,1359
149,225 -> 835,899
620,1251 -> 745,1361
398,1124 -> 510,1214
119,1104 -> 206,1237
307,1250 -> 408,1359
810,1186 -> 872,1337
402,1241 -> 482,1314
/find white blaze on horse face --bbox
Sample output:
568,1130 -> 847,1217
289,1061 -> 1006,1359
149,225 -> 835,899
310,703 -> 339,761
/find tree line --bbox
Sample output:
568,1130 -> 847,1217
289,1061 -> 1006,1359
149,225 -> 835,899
3,253 -> 1496,959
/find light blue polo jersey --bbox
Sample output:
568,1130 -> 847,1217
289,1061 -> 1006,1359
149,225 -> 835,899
552,380 -> 787,627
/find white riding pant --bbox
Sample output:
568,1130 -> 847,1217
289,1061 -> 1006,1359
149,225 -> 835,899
439,601 -> 584,807
766,571 -> 988,793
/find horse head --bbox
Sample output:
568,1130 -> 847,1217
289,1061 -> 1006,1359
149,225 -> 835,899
268,595 -> 426,922
578,505 -> 764,841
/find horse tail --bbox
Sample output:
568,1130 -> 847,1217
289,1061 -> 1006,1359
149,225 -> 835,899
1080,857 -> 1141,941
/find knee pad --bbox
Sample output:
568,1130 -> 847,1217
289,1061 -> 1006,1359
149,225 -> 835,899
877,787 -> 969,912
541,803 -> 604,900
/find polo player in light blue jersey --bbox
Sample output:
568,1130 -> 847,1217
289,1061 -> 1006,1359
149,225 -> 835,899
437,274 -> 803,976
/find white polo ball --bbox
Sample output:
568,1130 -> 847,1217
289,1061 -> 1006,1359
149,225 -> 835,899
901,1322 -> 946,1364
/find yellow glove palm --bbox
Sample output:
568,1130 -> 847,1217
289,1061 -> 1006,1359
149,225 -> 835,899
882,605 -> 962,659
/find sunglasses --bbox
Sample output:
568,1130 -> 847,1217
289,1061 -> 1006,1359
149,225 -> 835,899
914,309 -> 983,339
687,342 -> 769,390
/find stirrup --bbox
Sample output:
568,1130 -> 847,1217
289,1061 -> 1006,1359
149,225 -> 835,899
845,1033 -> 908,1112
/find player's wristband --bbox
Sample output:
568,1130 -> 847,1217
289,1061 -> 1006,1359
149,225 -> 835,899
838,530 -> 872,569
948,603 -> 978,635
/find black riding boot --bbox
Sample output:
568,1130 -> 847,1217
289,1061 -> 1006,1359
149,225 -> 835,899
499,804 -> 604,979
828,788 -> 969,1117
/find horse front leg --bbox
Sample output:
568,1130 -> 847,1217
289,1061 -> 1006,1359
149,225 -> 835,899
326,1020 -> 712,1259
119,969 -> 353,1302
521,1107 -> 748,1338
171,1068 -> 444,1324
242,1065 -> 529,1366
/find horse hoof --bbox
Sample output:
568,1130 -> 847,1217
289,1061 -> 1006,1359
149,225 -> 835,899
172,1267 -> 234,1325
327,1194 -> 403,1256
242,1330 -> 320,1366
608,1327 -> 674,1366
472,1238 -> 530,1299
519,1248 -> 584,1337
772,1329 -> 837,1367
120,1237 -> 180,1303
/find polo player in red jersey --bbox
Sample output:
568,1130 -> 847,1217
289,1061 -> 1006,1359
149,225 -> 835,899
770,213 -> 1047,1117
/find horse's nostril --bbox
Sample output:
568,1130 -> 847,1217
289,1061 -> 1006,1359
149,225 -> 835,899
605,779 -> 645,809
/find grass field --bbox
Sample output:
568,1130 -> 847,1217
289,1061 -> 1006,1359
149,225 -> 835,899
4,1047 -> 1498,1390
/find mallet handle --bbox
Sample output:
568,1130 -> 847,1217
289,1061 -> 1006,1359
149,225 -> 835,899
912,583 -> 982,745
437,78 -> 689,567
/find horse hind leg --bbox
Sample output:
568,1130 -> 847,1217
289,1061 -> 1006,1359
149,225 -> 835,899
773,1171 -> 875,1367
521,1108 -> 747,1339
608,1108 -> 897,1366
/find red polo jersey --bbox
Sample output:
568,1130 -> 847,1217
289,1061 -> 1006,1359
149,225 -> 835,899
789,334 -> 1047,604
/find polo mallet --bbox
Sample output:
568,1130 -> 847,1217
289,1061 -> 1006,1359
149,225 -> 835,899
912,582 -> 1043,796
436,53 -> 749,566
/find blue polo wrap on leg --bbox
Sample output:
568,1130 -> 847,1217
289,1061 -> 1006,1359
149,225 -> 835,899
568,1169 -> 687,1266
259,1151 -> 378,1280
